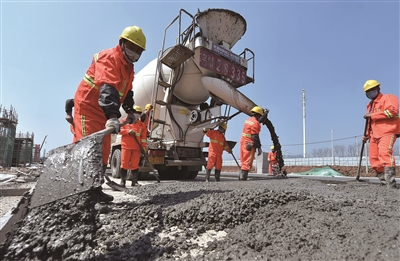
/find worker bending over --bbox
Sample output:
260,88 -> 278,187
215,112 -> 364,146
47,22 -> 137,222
119,105 -> 147,187
203,123 -> 231,182
72,26 -> 146,201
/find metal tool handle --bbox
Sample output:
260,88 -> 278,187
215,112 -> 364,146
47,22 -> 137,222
231,151 -> 241,169
356,119 -> 369,181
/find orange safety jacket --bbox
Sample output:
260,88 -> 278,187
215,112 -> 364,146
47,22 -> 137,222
240,116 -> 261,171
366,93 -> 400,139
268,151 -> 277,163
120,117 -> 147,150
74,44 -> 134,121
205,129 -> 231,156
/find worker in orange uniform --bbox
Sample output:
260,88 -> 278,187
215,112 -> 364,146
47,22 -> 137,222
203,123 -> 232,182
119,105 -> 147,187
239,106 -> 264,181
72,26 -> 146,201
65,98 -> 76,142
143,103 -> 153,137
362,79 -> 399,189
267,145 -> 278,176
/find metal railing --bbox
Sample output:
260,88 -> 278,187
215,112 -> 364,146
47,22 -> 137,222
222,156 -> 400,167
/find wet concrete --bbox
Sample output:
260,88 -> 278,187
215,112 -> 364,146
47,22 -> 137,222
0,176 -> 399,260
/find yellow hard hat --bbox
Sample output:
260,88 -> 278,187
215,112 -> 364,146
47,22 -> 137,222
133,105 -> 142,113
220,123 -> 227,130
120,26 -> 146,50
270,146 -> 274,150
363,79 -> 380,92
145,104 -> 153,111
251,106 -> 264,116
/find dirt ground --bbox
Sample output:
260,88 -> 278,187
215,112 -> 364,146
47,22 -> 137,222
222,165 -> 400,178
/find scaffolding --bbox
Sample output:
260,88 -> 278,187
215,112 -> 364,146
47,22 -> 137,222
13,131 -> 34,167
0,105 -> 18,167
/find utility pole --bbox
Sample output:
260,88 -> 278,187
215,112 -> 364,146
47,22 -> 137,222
331,129 -> 334,165
302,89 -> 306,158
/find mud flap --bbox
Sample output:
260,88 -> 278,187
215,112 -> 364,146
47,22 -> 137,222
30,129 -> 111,208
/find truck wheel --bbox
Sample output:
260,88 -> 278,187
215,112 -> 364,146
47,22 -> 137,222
139,172 -> 150,180
111,149 -> 121,178
188,171 -> 198,179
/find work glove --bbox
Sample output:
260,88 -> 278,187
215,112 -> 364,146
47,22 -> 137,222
105,118 -> 120,133
126,113 -> 138,124
257,148 -> 263,156
65,114 -> 74,125
203,128 -> 209,133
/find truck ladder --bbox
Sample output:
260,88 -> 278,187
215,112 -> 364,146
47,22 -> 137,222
148,9 -> 196,141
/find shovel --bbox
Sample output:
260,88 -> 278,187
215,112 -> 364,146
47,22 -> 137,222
30,123 -> 128,209
132,134 -> 161,183
226,141 -> 241,169
356,118 -> 369,181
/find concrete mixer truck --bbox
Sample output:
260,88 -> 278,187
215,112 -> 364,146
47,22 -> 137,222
109,8 -> 276,180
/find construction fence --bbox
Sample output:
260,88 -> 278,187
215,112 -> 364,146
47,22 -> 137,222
223,153 -> 400,174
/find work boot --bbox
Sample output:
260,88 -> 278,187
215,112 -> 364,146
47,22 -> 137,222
92,186 -> 114,203
120,168 -> 127,187
131,169 -> 139,186
243,170 -> 249,181
205,169 -> 211,182
376,172 -> 386,185
384,166 -> 397,189
102,165 -> 108,175
239,170 -> 248,181
215,170 -> 221,182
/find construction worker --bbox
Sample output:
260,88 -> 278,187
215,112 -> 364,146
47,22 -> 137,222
65,98 -> 76,142
268,145 -> 278,176
203,123 -> 232,182
362,79 -> 399,189
72,26 -> 146,201
143,103 -> 153,137
119,105 -> 147,187
239,106 -> 264,181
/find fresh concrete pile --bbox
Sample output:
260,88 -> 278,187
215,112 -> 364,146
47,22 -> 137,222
0,177 -> 399,260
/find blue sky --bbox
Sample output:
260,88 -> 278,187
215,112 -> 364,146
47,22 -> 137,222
1,0 -> 399,159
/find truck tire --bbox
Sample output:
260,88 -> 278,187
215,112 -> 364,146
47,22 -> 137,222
111,149 -> 121,178
139,172 -> 150,180
188,171 -> 198,179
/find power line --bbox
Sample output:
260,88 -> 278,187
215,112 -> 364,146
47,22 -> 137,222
270,135 -> 363,147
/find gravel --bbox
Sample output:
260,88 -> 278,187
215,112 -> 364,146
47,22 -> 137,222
0,175 -> 399,260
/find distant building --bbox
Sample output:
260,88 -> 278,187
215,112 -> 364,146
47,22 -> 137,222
0,105 -> 36,168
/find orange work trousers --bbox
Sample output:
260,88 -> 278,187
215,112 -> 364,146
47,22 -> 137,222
206,153 -> 223,170
268,161 -> 278,174
240,143 -> 256,171
74,114 -> 110,166
121,148 -> 141,170
369,134 -> 397,173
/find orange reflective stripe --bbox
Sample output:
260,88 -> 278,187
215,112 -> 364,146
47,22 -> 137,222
242,133 -> 251,138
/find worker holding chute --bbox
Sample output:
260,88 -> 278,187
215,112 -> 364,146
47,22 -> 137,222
239,106 -> 263,181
